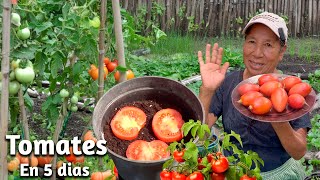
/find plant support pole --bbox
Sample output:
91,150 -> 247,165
97,0 -> 107,100
112,0 -> 126,82
0,0 -> 11,178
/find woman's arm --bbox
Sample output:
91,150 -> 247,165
271,122 -> 307,159
199,86 -> 217,128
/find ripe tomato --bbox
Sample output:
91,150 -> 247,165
240,174 -> 257,180
186,172 -> 204,180
107,62 -> 118,72
126,70 -> 135,80
160,170 -> 172,180
17,27 -> 31,40
101,170 -> 116,180
211,172 -> 225,180
258,74 -> 279,86
90,172 -> 104,180
16,153 -> 38,167
211,155 -> 229,173
152,108 -> 184,143
271,88 -> 288,112
114,70 -> 135,82
15,66 -> 35,83
281,76 -> 302,91
36,155 -> 53,167
110,106 -> 146,140
172,171 -> 187,180
197,158 -> 205,170
113,166 -> 118,178
7,158 -> 20,172
126,140 -> 170,161
173,149 -> 185,162
288,94 -> 305,109
288,82 -> 312,97
237,83 -> 260,95
248,96 -> 272,115
83,130 -> 97,143
259,81 -> 282,97
89,67 -> 107,80
104,57 -> 110,65
207,153 -> 215,163
238,91 -> 263,107
56,160 -> 64,170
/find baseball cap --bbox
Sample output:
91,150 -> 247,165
242,12 -> 288,44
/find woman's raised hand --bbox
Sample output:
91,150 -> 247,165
198,43 -> 230,91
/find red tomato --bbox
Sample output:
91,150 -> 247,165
152,108 -> 184,143
113,166 -> 118,178
114,70 -> 135,82
104,57 -> 110,65
259,81 -> 282,97
160,170 -> 172,180
107,62 -> 117,72
240,174 -> 257,180
258,74 -> 279,86
173,149 -> 185,162
110,106 -> 146,141
65,147 -> 77,163
186,172 -> 204,180
281,76 -> 302,91
238,91 -> 263,107
126,140 -> 170,161
197,158 -> 205,170
211,155 -> 229,173
237,83 -> 260,96
211,172 -> 225,180
270,88 -> 288,112
288,82 -> 312,97
36,155 -> 53,167
248,96 -> 272,115
288,94 -> 305,109
172,171 -> 187,180
207,153 -> 215,163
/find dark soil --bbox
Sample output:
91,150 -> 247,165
103,100 -> 165,157
279,54 -> 320,75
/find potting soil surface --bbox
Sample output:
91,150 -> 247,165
103,100 -> 167,157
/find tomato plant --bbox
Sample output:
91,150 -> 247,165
126,140 -> 170,161
110,106 -> 146,140
152,108 -> 184,143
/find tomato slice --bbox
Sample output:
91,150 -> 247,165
152,108 -> 184,143
126,140 -> 170,161
110,106 -> 146,141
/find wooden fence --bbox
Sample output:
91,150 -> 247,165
120,0 -> 320,37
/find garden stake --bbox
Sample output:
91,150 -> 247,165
0,0 -> 12,178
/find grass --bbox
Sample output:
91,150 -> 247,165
149,32 -> 320,61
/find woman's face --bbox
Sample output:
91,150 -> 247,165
243,23 -> 286,78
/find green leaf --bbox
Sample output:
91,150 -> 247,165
34,51 -> 47,75
50,51 -> 64,78
23,92 -> 34,112
191,125 -> 199,138
33,22 -> 53,34
181,120 -> 196,137
162,158 -> 174,170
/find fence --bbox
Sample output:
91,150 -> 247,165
121,0 -> 320,37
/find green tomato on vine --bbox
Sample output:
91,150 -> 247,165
11,13 -> 21,27
60,89 -> 69,98
17,27 -> 31,40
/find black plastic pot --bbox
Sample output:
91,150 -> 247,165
92,76 -> 205,180
304,172 -> 320,180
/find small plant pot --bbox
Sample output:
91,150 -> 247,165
92,76 -> 205,180
196,134 -> 219,157
304,172 -> 320,180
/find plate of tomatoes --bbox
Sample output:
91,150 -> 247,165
231,73 -> 317,122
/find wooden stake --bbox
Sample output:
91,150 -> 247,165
112,0 -> 126,83
0,0 -> 11,178
98,0 -> 107,100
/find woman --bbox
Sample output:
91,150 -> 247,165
198,12 -> 310,179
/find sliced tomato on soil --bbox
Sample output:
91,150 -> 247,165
152,108 -> 184,143
126,140 -> 170,161
110,106 -> 146,141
